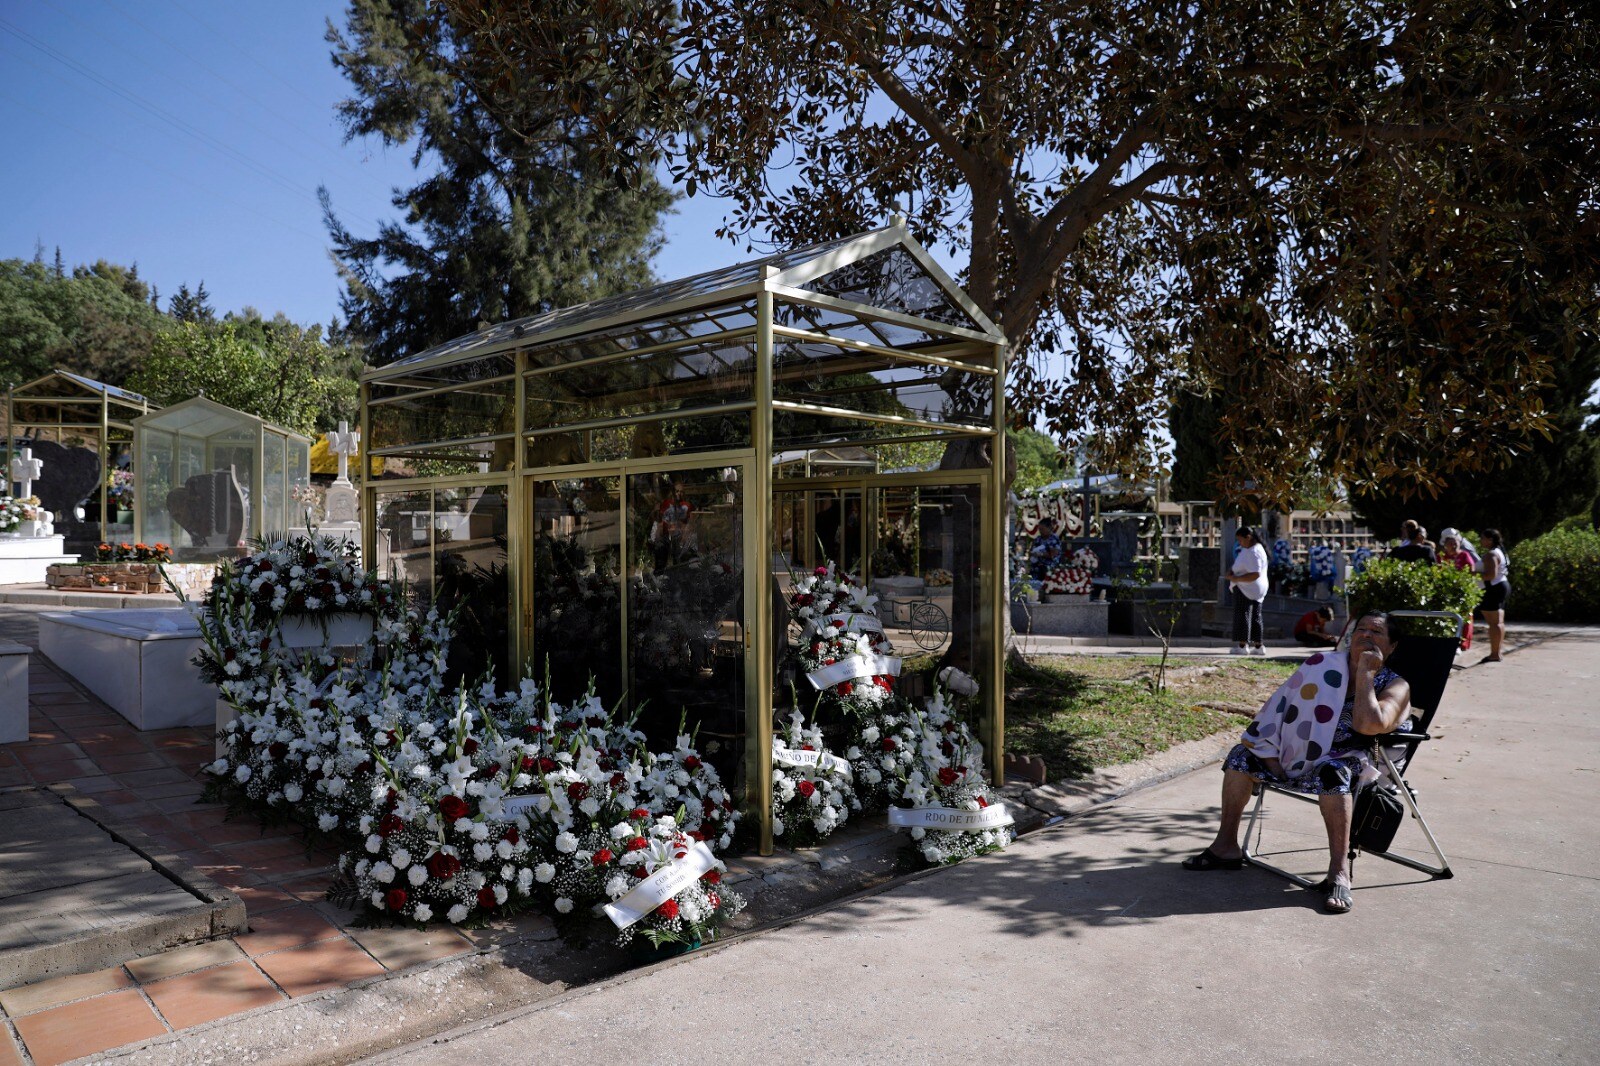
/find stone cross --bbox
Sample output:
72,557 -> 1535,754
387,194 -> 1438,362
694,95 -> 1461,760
10,447 -> 42,499
328,421 -> 360,485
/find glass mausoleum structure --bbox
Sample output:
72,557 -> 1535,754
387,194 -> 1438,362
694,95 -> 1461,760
360,223 -> 1008,852
133,396 -> 312,560
4,370 -> 154,545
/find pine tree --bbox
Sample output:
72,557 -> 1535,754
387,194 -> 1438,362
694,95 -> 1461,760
321,0 -> 672,367
168,282 -> 215,324
52,246 -> 64,279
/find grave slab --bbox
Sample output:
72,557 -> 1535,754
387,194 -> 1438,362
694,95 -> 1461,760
37,609 -> 212,729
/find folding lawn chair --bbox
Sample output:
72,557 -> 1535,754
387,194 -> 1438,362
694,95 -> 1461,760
1242,609 -> 1458,886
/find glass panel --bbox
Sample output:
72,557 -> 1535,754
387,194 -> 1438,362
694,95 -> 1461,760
374,489 -> 434,604
800,244 -> 982,331
138,427 -> 176,547
524,337 -> 755,426
771,409 -> 987,463
368,379 -> 514,450
434,484 -> 512,686
531,476 -> 623,705
368,354 -> 514,392
263,434 -> 285,541
521,305 -> 757,373
379,441 -> 516,477
773,337 -> 993,427
774,299 -> 948,351
527,411 -> 751,469
626,467 -> 746,779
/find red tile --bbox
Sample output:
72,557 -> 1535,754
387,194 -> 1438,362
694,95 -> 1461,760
0,767 -> 29,787
12,989 -> 167,1066
230,883 -> 300,913
60,774 -> 124,795
253,937 -> 384,996
234,905 -> 343,955
195,821 -> 280,847
0,1024 -> 22,1066
217,837 -> 312,864
97,752 -> 171,774
151,794 -> 221,815
25,758 -> 105,783
144,960 -> 284,1029
113,767 -> 193,789
0,966 -> 133,1016
133,780 -> 205,801
78,737 -> 155,757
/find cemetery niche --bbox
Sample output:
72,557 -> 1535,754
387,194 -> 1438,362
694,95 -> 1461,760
361,222 -> 1010,855
133,396 -> 312,561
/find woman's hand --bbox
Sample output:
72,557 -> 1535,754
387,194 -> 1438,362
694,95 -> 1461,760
1355,647 -> 1385,676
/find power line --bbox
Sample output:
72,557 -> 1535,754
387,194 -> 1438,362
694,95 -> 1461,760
0,14 -> 383,231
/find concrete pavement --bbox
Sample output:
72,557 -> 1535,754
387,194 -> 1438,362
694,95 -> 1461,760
369,632 -> 1600,1066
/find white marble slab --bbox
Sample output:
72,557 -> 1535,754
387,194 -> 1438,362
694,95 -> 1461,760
0,641 -> 28,744
37,609 -> 213,730
0,535 -> 78,585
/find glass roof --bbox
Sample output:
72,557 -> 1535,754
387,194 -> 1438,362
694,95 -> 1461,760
135,395 -> 309,442
11,369 -> 151,406
371,226 -> 1002,379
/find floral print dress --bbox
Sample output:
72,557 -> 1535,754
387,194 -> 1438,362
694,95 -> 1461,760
1224,666 -> 1402,795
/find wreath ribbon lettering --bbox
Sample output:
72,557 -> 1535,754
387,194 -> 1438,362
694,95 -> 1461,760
806,653 -> 902,690
888,804 -> 1013,831
602,840 -> 719,930
774,747 -> 853,777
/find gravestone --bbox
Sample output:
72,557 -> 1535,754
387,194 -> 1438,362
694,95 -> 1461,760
1103,517 -> 1141,577
167,468 -> 247,548
16,439 -> 100,527
1180,545 -> 1222,597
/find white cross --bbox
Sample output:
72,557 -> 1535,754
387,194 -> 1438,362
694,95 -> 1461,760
328,421 -> 360,483
10,447 -> 42,499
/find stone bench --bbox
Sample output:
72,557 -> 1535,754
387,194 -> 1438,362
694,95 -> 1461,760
0,641 -> 28,743
37,610 -> 213,730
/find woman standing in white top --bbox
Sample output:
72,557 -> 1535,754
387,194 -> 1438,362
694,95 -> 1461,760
1227,526 -> 1271,655
1478,528 -> 1511,662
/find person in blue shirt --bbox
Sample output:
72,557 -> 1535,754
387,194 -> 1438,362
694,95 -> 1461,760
1029,517 -> 1064,579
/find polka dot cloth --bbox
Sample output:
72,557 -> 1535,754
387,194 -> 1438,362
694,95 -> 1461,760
1240,651 -> 1351,776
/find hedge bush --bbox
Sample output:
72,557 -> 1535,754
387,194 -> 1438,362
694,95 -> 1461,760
1341,557 -> 1483,638
1508,526 -> 1600,622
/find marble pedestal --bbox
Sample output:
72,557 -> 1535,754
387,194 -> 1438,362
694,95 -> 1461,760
37,609 -> 212,730
0,535 -> 79,585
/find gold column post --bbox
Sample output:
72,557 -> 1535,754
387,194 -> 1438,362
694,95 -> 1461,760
989,339 -> 1008,785
509,349 -> 528,673
359,380 -> 373,568
751,277 -> 777,855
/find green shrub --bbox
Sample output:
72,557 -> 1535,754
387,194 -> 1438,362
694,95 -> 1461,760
1341,558 -> 1483,638
1508,526 -> 1600,622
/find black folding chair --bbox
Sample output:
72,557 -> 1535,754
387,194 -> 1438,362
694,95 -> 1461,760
1242,609 -> 1457,886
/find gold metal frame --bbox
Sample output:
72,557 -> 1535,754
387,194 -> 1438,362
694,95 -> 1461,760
360,228 -> 1009,854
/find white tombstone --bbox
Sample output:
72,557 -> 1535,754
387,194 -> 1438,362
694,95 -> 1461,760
10,446 -> 41,500
323,421 -> 361,528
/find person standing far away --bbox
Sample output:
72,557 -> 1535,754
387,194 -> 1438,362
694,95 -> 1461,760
1390,519 -> 1438,564
1438,529 -> 1480,652
1226,525 -> 1270,655
1479,528 -> 1511,662
1029,516 -> 1064,579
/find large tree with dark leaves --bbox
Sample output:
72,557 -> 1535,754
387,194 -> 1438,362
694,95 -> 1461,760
418,0 -> 1596,508
321,0 -> 673,367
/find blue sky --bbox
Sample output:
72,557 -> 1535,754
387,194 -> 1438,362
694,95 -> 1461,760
0,0 -> 747,327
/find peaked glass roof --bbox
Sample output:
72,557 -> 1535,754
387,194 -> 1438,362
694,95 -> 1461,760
11,369 -> 151,406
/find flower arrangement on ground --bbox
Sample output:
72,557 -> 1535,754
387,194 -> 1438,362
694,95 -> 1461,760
223,534 -> 396,619
771,711 -> 857,846
842,702 -> 920,812
197,534 -> 744,944
95,542 -> 173,563
923,568 -> 953,587
1040,562 -> 1091,595
791,564 -> 900,718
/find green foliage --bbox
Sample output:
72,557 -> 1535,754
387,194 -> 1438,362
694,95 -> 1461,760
1168,389 -> 1224,500
0,257 -> 170,387
128,321 -> 359,435
1508,526 -> 1600,622
322,0 -> 673,366
1009,427 -> 1070,494
1341,558 -> 1483,638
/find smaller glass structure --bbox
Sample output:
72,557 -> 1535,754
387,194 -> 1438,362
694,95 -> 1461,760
4,371 -> 154,544
133,396 -> 312,560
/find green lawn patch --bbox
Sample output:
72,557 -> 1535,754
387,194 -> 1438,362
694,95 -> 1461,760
1004,654 -> 1297,780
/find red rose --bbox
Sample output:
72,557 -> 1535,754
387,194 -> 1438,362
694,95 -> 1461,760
426,852 -> 462,879
538,757 -> 557,773
477,885 -> 497,910
800,745 -> 815,752
937,767 -> 961,786
503,826 -> 520,845
814,566 -> 828,576
268,741 -> 289,760
520,756 -> 536,772
683,755 -> 702,771
656,898 -> 680,919
591,848 -> 614,866
796,780 -> 816,798
837,681 -> 854,695
630,808 -> 650,820
384,888 -> 407,912
977,795 -> 989,808
439,795 -> 470,821
701,869 -> 721,885
688,830 -> 705,842
880,737 -> 897,752
610,772 -> 626,788
707,892 -> 720,909
626,837 -> 648,852
567,781 -> 587,802
461,738 -> 479,756
377,814 -> 404,837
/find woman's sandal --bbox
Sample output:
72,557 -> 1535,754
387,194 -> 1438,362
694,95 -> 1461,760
1182,848 -> 1244,871
1322,876 -> 1353,914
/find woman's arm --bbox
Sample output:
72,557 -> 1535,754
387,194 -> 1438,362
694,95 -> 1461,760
1483,552 -> 1502,584
1351,657 -> 1412,735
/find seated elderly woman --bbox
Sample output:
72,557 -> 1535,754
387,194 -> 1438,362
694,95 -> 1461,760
1182,611 -> 1412,914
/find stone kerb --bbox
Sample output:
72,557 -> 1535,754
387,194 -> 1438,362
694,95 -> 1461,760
45,562 -> 214,596
0,640 -> 27,743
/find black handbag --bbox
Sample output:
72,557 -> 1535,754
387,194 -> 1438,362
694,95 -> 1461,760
1351,783 -> 1406,852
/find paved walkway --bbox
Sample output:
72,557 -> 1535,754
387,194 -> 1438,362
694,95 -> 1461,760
369,633 -> 1600,1066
